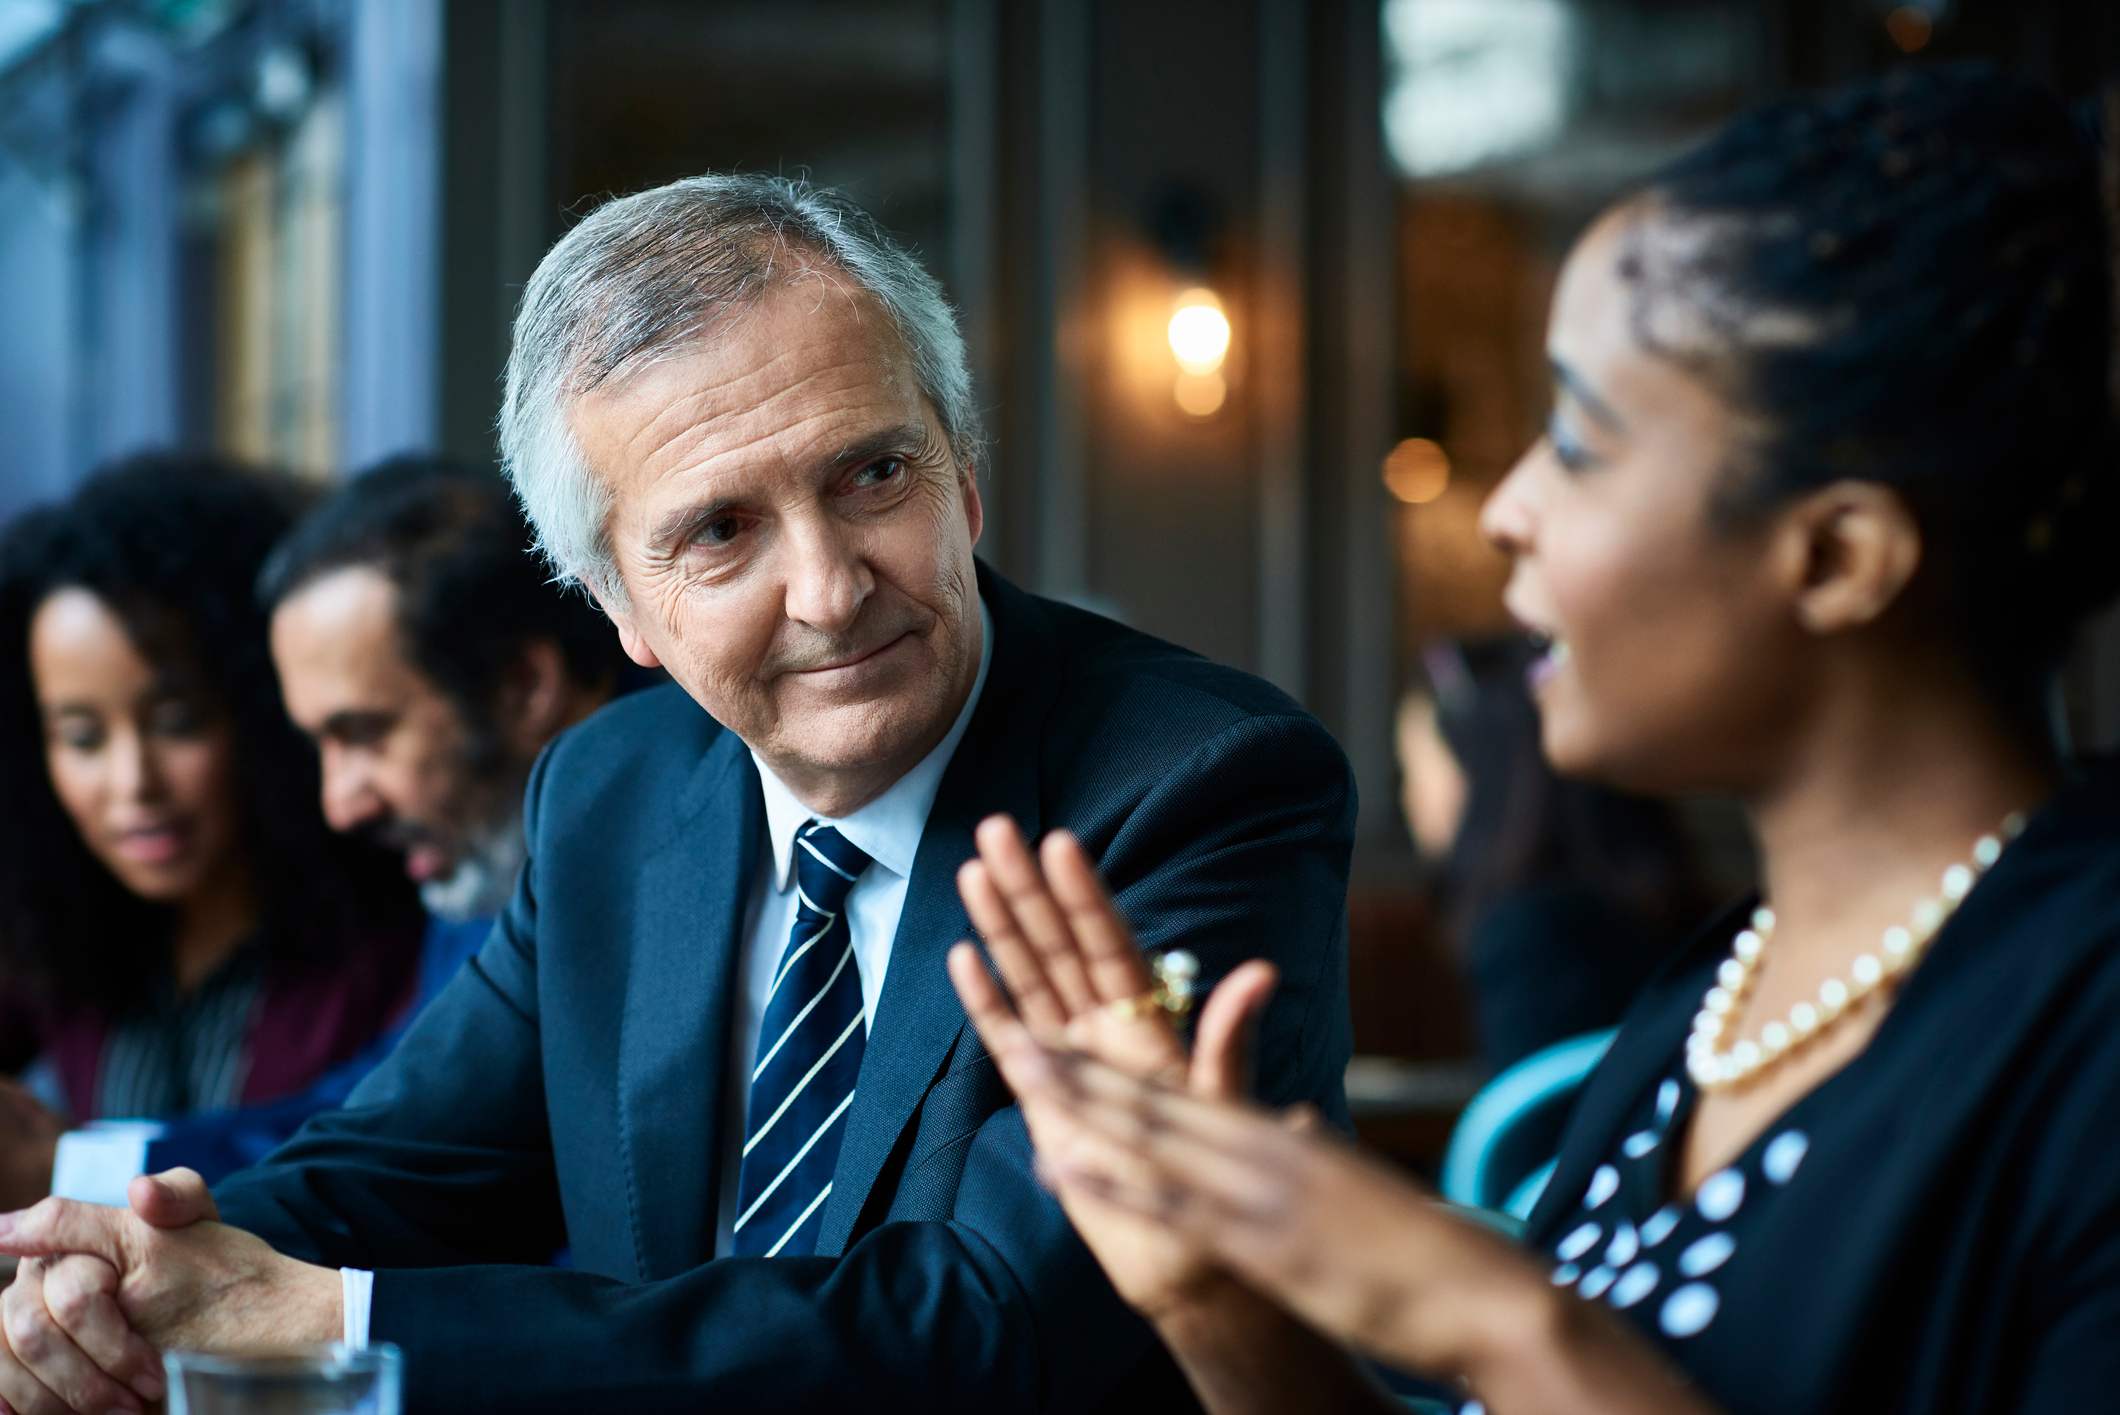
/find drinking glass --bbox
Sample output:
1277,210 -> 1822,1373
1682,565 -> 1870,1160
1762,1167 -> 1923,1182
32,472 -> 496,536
163,1344 -> 402,1415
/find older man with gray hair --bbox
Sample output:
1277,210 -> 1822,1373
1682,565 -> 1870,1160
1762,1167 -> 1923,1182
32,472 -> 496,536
0,174 -> 1354,1413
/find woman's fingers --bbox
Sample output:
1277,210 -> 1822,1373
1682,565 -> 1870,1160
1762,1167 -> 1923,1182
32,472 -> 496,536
1041,1055 -> 1300,1222
975,817 -> 1098,1016
957,858 -> 1067,1034
1188,961 -> 1279,1100
1039,831 -> 1152,1005
947,944 -> 1066,1096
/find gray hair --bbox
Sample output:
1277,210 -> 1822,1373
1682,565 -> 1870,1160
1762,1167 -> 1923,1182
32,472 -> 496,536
497,173 -> 982,604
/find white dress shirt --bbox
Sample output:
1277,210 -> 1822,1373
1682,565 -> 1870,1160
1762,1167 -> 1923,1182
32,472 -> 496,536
342,597 -> 991,1343
714,598 -> 992,1252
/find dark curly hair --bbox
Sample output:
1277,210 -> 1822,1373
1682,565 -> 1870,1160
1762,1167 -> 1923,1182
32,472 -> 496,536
0,454 -> 421,1014
257,454 -> 627,774
1622,64 -> 2120,722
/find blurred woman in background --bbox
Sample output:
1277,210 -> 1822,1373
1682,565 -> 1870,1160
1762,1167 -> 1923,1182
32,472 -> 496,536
951,65 -> 2120,1413
1399,636 -> 1711,1070
0,456 -> 422,1210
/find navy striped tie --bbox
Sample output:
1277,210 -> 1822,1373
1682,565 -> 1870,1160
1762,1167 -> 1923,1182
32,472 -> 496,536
732,821 -> 873,1257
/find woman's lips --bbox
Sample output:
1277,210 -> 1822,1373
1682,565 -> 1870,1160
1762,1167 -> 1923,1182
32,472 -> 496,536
111,823 -> 191,865
1528,638 -> 1572,691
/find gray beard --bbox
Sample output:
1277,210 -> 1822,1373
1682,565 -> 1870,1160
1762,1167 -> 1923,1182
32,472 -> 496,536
417,813 -> 527,922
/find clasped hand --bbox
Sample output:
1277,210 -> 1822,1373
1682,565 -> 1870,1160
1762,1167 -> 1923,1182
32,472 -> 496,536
0,1169 -> 341,1415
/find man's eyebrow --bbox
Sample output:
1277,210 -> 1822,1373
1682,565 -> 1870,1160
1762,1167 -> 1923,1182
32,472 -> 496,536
1548,355 -> 1626,434
319,708 -> 392,738
825,422 -> 929,472
646,423 -> 931,553
649,497 -> 741,555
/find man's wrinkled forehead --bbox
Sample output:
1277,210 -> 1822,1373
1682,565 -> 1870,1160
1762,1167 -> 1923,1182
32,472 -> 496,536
570,273 -> 919,496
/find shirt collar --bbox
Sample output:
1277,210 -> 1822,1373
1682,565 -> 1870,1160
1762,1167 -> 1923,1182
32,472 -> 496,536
753,595 -> 994,891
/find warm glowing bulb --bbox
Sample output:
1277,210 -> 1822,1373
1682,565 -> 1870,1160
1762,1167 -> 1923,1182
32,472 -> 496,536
1383,438 -> 1451,504
1173,372 -> 1228,418
1168,289 -> 1231,376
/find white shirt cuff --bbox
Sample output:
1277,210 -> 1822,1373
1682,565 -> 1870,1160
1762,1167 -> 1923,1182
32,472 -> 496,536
340,1268 -> 374,1348
49,1124 -> 162,1207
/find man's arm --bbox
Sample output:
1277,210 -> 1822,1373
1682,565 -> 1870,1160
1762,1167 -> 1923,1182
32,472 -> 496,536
343,711 -> 1355,1411
209,757 -> 563,1270
7,711 -> 1354,1412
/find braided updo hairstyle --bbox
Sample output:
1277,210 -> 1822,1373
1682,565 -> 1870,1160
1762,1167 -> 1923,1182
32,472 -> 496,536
1619,64 -> 2120,721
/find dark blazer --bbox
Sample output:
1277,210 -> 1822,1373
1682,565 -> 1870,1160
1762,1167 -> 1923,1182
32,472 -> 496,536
1521,758 -> 2120,1413
214,564 -> 1356,1412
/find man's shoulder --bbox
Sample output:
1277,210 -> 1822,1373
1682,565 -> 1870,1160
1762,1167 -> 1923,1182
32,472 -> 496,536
532,680 -> 726,811
1022,588 -> 1325,747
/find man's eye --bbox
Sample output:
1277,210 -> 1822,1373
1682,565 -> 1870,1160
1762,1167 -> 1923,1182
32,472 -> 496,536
853,458 -> 905,488
698,516 -> 746,546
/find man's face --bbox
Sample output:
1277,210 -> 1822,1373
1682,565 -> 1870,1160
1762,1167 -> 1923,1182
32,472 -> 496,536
270,567 -> 515,896
575,266 -> 985,815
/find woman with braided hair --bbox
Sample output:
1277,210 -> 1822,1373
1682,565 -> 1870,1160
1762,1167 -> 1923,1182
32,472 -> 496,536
945,65 -> 2120,1413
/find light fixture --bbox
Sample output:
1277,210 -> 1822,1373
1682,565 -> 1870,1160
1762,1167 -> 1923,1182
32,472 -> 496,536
1142,184 -> 1234,420
1383,438 -> 1451,504
1167,287 -> 1231,418
1168,289 -> 1231,375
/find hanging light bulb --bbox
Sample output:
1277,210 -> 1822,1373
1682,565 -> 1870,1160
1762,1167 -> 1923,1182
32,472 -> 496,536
1168,288 -> 1231,417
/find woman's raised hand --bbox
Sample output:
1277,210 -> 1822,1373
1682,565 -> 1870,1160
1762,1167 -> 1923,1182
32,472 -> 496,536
947,814 -> 1278,1316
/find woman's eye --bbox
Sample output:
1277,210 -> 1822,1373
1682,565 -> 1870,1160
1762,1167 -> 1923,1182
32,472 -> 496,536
57,726 -> 102,752
151,701 -> 205,736
1548,419 -> 1595,472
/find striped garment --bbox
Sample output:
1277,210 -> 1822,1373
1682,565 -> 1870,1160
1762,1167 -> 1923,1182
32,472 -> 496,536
92,946 -> 264,1119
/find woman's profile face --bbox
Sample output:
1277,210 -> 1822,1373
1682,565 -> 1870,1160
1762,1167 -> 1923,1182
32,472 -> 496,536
1480,204 -> 1806,795
30,587 -> 245,906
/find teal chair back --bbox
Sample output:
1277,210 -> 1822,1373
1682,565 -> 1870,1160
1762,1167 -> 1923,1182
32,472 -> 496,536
1440,1027 -> 1617,1221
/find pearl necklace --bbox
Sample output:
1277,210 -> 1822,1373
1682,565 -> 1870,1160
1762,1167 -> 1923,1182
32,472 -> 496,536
1686,811 -> 2028,1092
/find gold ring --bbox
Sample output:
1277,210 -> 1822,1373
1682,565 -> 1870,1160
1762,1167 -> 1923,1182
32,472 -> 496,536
1102,950 -> 1203,1026
1105,991 -> 1162,1022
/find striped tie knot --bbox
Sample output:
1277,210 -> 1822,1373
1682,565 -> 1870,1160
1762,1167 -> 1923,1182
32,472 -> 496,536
731,820 -> 873,1258
791,821 -> 870,922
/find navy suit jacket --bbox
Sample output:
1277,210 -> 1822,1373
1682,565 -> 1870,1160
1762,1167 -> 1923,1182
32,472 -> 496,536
214,565 -> 1355,1412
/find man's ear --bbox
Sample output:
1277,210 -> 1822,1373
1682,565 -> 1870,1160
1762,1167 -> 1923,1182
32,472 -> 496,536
960,465 -> 985,549
1775,481 -> 1925,636
587,582 -> 662,670
495,640 -> 575,757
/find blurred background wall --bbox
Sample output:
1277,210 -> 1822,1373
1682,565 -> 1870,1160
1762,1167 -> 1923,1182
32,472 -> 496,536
3,0 -> 2118,873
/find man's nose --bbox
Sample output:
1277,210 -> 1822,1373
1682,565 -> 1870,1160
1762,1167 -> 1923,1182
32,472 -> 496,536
320,746 -> 387,834
781,519 -> 875,636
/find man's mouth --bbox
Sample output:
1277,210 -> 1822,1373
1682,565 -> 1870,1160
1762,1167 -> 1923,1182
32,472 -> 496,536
403,841 -> 455,883
794,630 -> 913,676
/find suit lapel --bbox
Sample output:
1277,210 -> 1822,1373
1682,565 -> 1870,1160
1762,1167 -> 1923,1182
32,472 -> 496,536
617,727 -> 759,1281
816,571 -> 1052,1253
